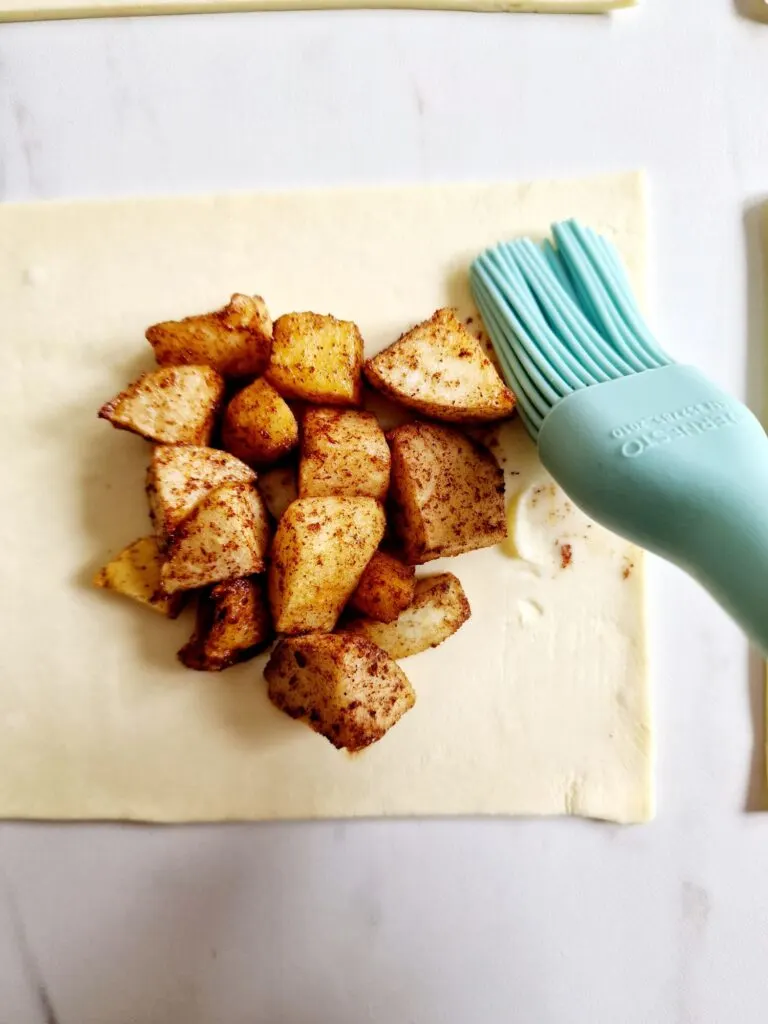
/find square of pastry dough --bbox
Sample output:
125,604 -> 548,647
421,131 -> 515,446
0,173 -> 652,823
0,0 -> 637,28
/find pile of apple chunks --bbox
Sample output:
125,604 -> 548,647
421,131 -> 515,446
95,295 -> 516,752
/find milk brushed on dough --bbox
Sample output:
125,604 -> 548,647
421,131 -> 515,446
0,173 -> 652,822
0,0 -> 636,26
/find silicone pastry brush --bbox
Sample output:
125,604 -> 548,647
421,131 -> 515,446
470,221 -> 768,652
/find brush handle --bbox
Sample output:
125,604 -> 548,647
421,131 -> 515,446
538,364 -> 768,654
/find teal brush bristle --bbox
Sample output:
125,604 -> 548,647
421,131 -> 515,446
470,220 -> 672,439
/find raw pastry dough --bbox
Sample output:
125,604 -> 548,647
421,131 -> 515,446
0,0 -> 635,24
0,172 -> 652,822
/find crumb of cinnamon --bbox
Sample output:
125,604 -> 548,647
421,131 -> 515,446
560,543 -> 573,569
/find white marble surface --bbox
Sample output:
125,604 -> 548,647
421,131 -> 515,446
0,2 -> 767,1022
